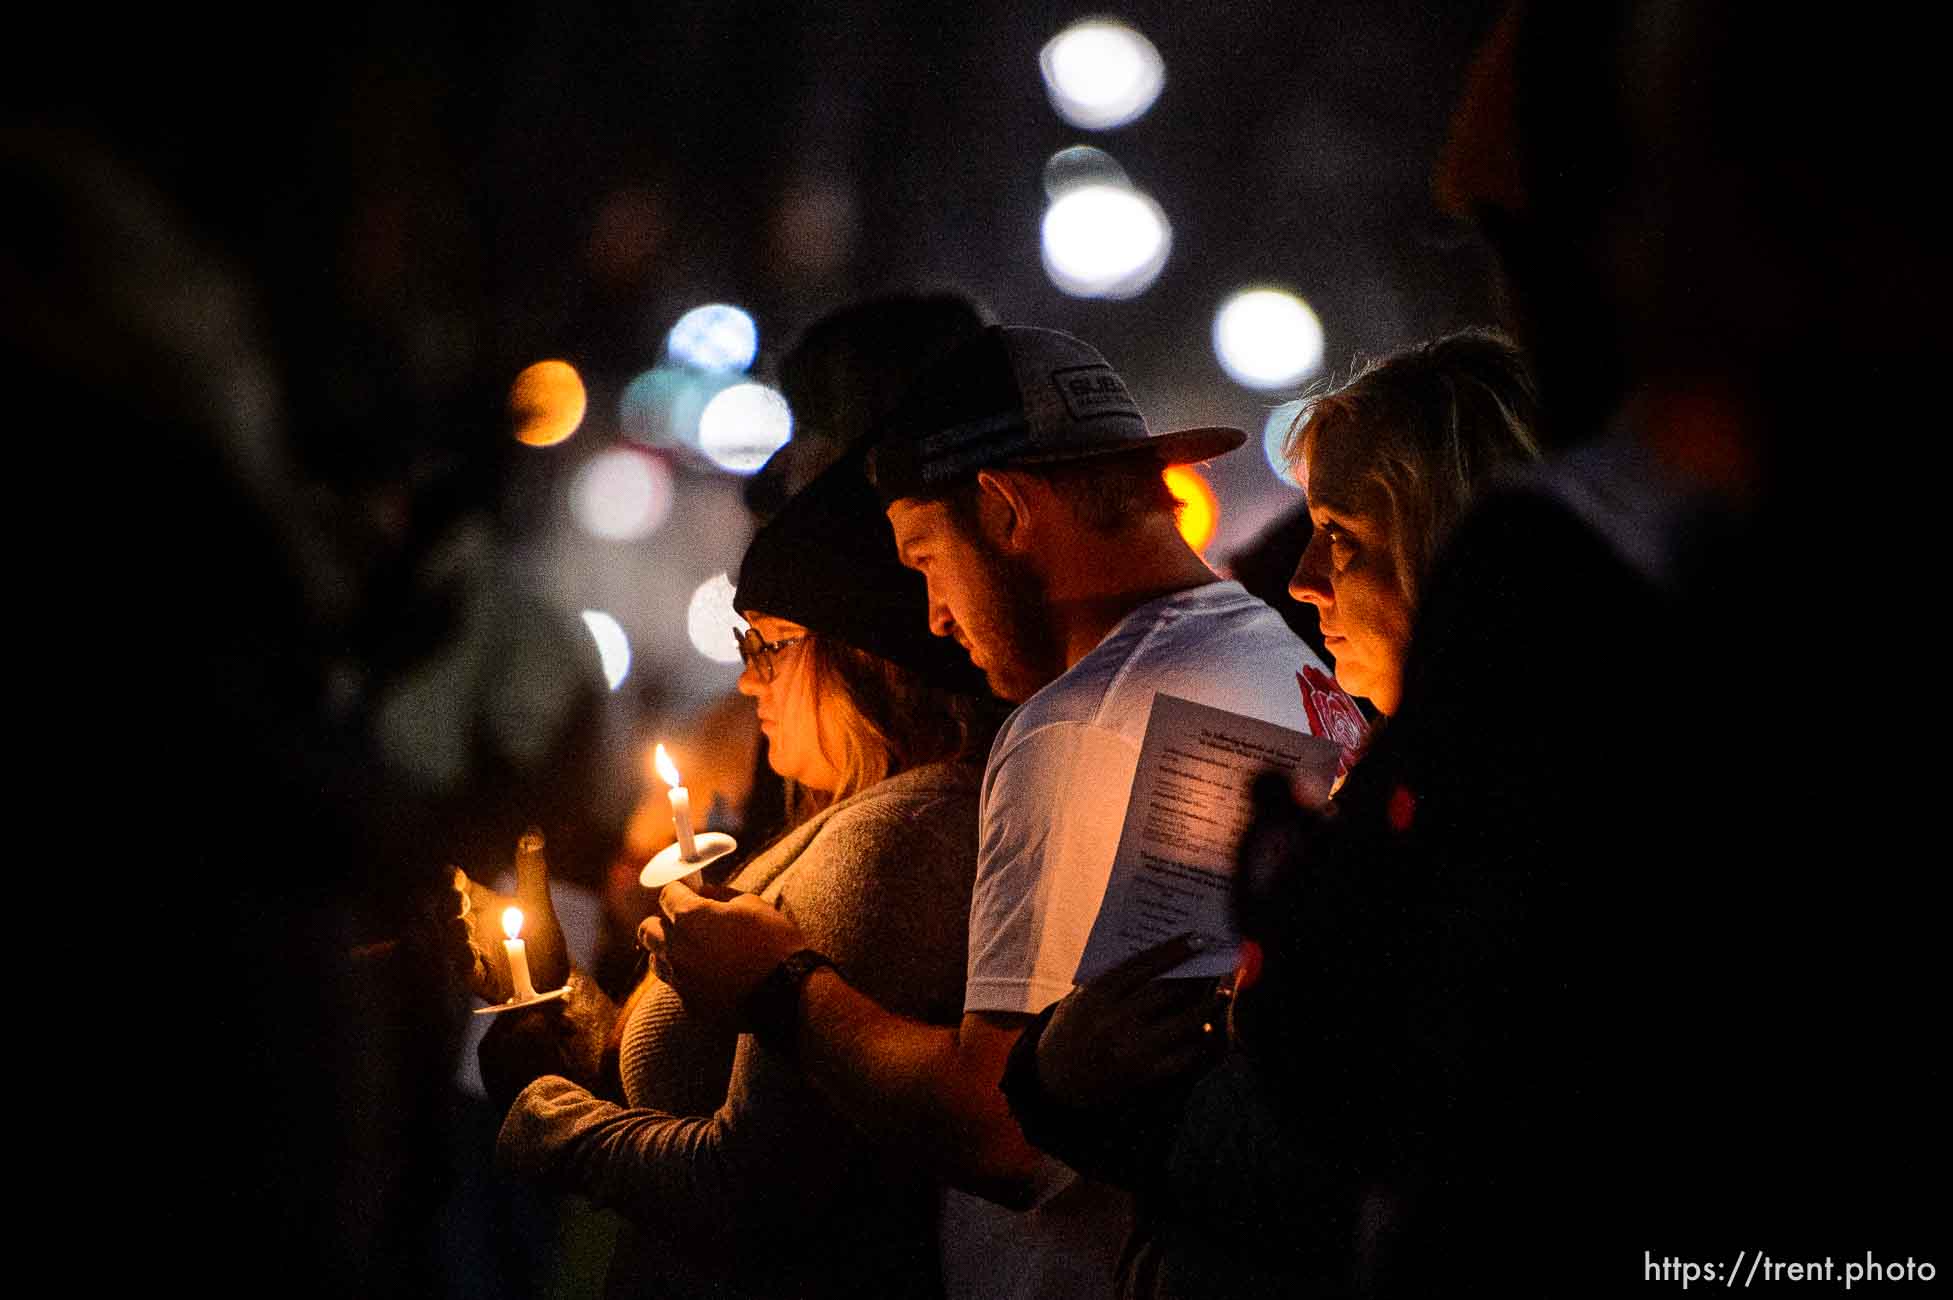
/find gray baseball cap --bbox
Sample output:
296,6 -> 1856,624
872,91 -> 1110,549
867,325 -> 1246,502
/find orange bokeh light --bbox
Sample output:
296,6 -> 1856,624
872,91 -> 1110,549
509,359 -> 587,447
1164,465 -> 1219,552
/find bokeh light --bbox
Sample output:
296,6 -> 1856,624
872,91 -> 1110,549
1213,289 -> 1325,390
572,447 -> 675,540
579,610 -> 632,690
1039,19 -> 1165,131
509,360 -> 587,447
1041,181 -> 1171,299
698,382 -> 793,474
617,365 -> 739,450
1261,399 -> 1307,488
666,303 -> 758,373
1042,145 -> 1128,198
687,573 -> 746,665
1165,465 -> 1219,553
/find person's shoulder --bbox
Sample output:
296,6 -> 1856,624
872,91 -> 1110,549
1433,475 -> 1663,617
815,761 -> 983,843
998,657 -> 1119,739
786,764 -> 984,909
998,582 -> 1316,748
1124,580 -> 1303,663
1104,583 -> 1318,717
1056,582 -> 1266,693
853,758 -> 981,809
1456,433 -> 1704,594
1398,471 -> 1668,731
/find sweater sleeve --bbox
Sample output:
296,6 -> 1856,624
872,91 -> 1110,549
497,1037 -> 844,1268
496,771 -> 980,1277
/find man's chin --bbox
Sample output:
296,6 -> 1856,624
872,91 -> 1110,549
985,662 -> 1051,705
989,674 -> 1032,704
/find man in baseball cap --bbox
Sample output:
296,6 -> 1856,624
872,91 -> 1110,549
654,326 -> 1356,1297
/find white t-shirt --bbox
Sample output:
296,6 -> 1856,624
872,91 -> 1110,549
967,578 -> 1347,1014
942,579 -> 1354,1300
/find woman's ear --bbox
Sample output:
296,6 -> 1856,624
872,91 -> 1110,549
973,468 -> 1039,553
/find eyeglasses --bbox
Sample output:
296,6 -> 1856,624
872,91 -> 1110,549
734,627 -> 807,683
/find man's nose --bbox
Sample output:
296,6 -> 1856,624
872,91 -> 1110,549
924,582 -> 955,638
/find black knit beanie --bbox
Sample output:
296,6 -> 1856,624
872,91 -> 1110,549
733,447 -> 989,697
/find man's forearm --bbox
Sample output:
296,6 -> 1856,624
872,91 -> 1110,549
789,967 -> 1045,1209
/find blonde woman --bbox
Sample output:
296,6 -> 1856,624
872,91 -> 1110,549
1002,328 -> 1545,1297
482,449 -> 1004,1300
1285,327 -> 1541,717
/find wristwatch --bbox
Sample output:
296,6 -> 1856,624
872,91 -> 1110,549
743,948 -> 837,1055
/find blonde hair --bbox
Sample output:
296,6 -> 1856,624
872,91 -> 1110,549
784,633 -> 1004,820
1286,328 -> 1542,606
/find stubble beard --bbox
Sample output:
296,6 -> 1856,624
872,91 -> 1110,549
975,545 -> 1066,704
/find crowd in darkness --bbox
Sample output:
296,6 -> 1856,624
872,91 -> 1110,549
22,3 -> 1942,1296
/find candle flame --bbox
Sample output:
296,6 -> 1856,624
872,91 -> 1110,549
502,906 -> 524,941
653,742 -> 683,789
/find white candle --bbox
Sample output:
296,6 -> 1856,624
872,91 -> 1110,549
502,906 -> 538,1001
654,743 -> 699,861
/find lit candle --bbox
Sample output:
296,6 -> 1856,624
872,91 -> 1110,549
654,743 -> 699,861
502,906 -> 538,1001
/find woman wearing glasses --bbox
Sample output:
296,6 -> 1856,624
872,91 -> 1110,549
487,448 -> 1005,1300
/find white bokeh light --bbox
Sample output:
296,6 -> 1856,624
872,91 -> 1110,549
1039,19 -> 1165,130
1262,399 -> 1307,488
1041,182 -> 1171,299
698,382 -> 793,474
1213,289 -> 1326,390
572,448 -> 674,540
666,303 -> 759,372
1042,144 -> 1128,198
579,610 -> 632,690
687,573 -> 746,665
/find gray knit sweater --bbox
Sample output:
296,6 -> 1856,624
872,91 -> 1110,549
498,760 -> 982,1299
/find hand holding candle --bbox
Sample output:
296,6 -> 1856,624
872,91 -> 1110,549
453,829 -> 570,1001
655,743 -> 699,861
457,835 -> 572,1015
